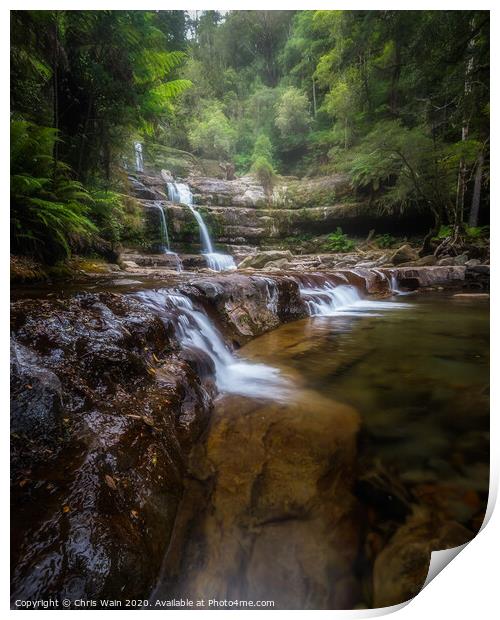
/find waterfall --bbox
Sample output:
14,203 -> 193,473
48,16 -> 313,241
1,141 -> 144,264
390,271 -> 404,294
152,201 -> 182,272
299,281 -> 412,317
300,283 -> 363,316
373,268 -> 404,295
153,201 -> 171,251
134,142 -> 144,172
133,289 -> 289,400
166,182 -> 236,272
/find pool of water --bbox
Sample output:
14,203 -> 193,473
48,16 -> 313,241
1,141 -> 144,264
153,293 -> 489,609
244,292 -> 489,488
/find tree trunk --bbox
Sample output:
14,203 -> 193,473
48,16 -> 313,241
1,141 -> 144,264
52,15 -> 59,178
390,42 -> 401,115
468,152 -> 484,227
455,18 -> 476,230
420,208 -> 441,256
312,76 -> 317,117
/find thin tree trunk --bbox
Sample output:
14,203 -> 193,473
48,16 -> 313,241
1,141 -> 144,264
468,152 -> 484,227
390,42 -> 401,115
312,76 -> 317,117
455,18 -> 476,231
420,208 -> 442,256
77,94 -> 93,181
52,14 -> 59,179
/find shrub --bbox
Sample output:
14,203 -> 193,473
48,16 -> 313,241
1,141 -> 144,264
251,134 -> 275,189
251,156 -> 275,189
326,227 -> 355,252
375,233 -> 397,248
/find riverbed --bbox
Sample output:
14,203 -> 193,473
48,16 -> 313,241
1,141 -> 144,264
152,292 -> 489,609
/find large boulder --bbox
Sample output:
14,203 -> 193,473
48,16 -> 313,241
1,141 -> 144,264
238,250 -> 293,270
10,293 -> 213,604
390,244 -> 419,265
181,273 -> 307,342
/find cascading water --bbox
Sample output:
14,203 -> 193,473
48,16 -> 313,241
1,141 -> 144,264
134,141 -> 144,172
134,289 -> 289,400
154,201 -> 171,251
153,201 -> 182,272
299,281 -> 412,317
166,182 -> 236,272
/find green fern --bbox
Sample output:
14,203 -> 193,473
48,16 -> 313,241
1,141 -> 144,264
11,119 -> 96,262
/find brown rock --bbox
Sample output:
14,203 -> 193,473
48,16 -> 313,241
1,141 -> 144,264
390,244 -> 419,265
373,511 -> 473,607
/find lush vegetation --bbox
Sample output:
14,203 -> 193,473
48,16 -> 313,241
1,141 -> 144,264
11,10 -> 191,262
11,10 -> 489,262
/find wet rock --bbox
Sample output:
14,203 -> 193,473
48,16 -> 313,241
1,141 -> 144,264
159,389 -> 362,609
188,174 -> 267,207
384,266 -> 466,289
465,258 -> 481,267
119,252 -> 181,270
238,250 -> 293,270
181,273 -> 307,343
179,255 -> 208,269
11,341 -> 66,477
465,264 -> 490,290
390,244 -> 419,266
437,256 -> 454,266
10,292 -> 214,603
373,511 -> 473,607
265,257 -> 291,270
414,254 -> 437,266
454,253 -> 469,265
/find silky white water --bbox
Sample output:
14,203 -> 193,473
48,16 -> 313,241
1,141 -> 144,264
166,182 -> 236,272
134,141 -> 144,172
134,289 -> 289,400
153,201 -> 171,251
153,201 -> 182,272
299,283 -> 412,317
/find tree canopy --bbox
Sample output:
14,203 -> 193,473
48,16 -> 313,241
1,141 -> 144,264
11,10 -> 489,262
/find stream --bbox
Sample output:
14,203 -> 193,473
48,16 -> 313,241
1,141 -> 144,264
151,292 -> 489,609
10,274 -> 489,608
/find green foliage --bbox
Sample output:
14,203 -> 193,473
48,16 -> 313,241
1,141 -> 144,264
433,225 -> 453,240
375,233 -> 397,249
466,225 -> 489,239
11,119 -> 96,263
275,87 -> 312,151
326,227 -> 355,252
188,102 -> 236,159
252,134 -> 274,163
11,9 -> 490,261
433,224 -> 489,241
251,134 -> 275,188
251,157 -> 275,189
87,190 -> 126,245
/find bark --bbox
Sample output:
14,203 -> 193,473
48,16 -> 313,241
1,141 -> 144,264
420,208 -> 442,256
455,18 -> 476,230
468,152 -> 484,227
312,76 -> 317,117
390,42 -> 401,115
52,16 -> 59,177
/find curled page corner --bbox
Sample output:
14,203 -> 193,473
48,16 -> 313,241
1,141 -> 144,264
419,470 -> 497,595
421,543 -> 468,590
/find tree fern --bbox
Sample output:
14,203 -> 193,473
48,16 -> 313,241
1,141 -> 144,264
11,119 -> 96,262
